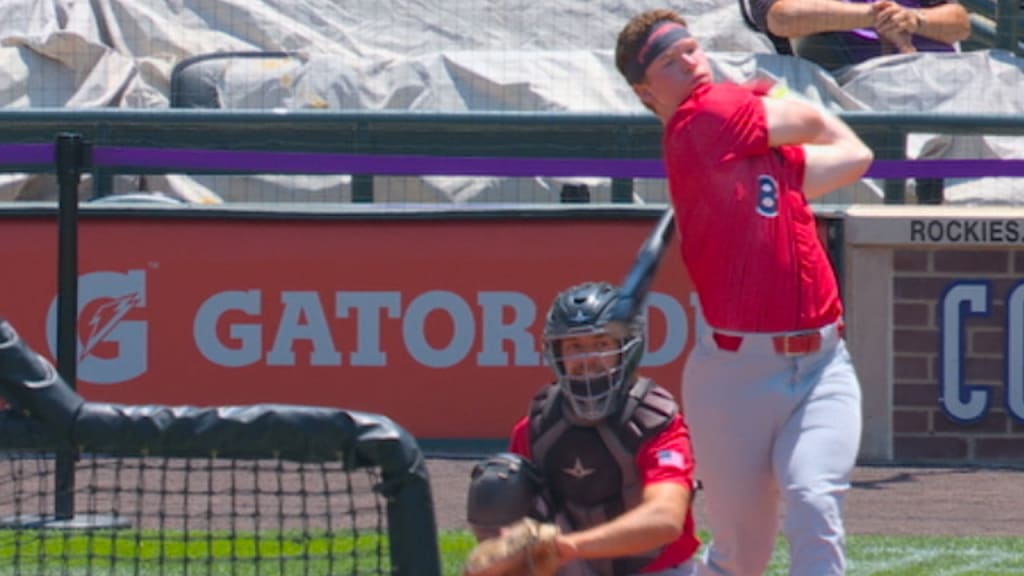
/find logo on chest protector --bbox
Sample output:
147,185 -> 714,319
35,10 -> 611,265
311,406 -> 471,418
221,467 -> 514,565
756,174 -> 780,218
562,457 -> 595,479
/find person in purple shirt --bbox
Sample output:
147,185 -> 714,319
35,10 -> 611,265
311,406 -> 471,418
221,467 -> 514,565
745,0 -> 970,71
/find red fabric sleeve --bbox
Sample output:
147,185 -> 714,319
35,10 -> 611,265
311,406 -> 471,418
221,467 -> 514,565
742,77 -> 776,97
669,83 -> 769,167
508,416 -> 532,460
634,414 -> 695,488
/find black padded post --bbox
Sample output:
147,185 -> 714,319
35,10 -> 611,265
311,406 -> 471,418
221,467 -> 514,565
54,132 -> 85,520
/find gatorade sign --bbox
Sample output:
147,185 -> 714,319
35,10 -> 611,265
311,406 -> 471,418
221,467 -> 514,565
0,215 -> 740,437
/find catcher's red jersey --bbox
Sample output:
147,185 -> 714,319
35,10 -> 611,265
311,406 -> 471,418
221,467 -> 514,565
663,81 -> 841,333
509,414 -> 700,572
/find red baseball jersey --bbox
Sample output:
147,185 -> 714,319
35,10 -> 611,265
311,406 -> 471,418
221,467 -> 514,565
508,414 -> 701,572
663,81 -> 842,332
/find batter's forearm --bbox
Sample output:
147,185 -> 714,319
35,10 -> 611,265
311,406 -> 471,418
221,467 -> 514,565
766,0 -> 875,37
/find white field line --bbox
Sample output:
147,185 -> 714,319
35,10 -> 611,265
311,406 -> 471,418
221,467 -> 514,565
848,545 -> 944,575
771,542 -> 1024,576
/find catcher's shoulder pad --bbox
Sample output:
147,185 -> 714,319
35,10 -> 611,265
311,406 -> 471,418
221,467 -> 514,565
528,382 -> 562,437
616,378 -> 678,451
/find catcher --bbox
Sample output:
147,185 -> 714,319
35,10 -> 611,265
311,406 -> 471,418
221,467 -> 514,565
464,281 -> 701,576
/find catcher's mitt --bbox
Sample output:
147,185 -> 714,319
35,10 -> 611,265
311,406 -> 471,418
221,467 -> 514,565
464,517 -> 562,576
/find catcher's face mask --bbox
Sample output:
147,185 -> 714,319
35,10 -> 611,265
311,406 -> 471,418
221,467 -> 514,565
543,282 -> 645,425
546,328 -> 643,424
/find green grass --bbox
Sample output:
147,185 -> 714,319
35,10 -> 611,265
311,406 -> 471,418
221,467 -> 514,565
830,535 -> 1024,576
0,529 -> 390,575
439,531 -> 1024,576
1,529 -> 1021,575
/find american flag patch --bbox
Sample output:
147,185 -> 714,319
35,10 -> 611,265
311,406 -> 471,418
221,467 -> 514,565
656,450 -> 686,469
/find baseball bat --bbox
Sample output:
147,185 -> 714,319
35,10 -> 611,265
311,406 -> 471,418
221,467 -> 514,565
605,206 -> 676,339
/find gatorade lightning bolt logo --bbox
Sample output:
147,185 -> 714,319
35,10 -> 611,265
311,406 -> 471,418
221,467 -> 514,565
46,270 -> 149,385
81,292 -> 143,362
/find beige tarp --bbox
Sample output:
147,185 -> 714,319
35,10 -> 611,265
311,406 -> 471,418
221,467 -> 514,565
0,0 -> 1020,204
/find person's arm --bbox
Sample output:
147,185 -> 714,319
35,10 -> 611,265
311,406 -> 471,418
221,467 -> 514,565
801,111 -> 874,199
765,0 -> 876,37
875,2 -> 970,45
761,95 -> 827,148
916,3 -> 971,44
760,94 -> 872,198
555,481 -> 691,561
552,414 -> 695,563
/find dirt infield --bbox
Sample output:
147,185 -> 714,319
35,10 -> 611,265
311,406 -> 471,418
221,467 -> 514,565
426,459 -> 1024,537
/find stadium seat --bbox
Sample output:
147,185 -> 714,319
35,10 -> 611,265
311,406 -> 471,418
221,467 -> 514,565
737,0 -> 794,55
169,51 -> 302,108
87,192 -> 186,205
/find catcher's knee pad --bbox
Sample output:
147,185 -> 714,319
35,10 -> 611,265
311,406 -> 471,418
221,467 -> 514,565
466,452 -> 550,540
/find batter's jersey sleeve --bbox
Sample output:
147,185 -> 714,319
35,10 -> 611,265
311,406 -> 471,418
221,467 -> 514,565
666,82 -> 770,168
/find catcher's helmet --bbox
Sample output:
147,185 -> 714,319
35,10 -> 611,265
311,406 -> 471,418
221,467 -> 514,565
543,281 -> 645,424
466,453 -> 548,540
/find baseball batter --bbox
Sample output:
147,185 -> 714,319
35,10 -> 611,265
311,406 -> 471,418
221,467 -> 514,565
615,10 -> 872,576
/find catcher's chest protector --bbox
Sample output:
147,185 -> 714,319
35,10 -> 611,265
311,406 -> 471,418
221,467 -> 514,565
528,378 -> 677,576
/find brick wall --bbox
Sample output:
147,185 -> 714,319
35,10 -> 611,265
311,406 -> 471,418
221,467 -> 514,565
891,248 -> 1024,463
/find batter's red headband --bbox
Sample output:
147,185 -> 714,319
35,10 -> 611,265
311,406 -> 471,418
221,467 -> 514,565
624,21 -> 692,84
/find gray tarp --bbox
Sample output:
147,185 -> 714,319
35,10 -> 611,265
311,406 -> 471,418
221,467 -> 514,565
837,51 -> 1024,204
0,0 -> 1019,204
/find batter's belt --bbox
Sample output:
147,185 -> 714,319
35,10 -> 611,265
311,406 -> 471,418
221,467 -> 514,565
709,321 -> 844,356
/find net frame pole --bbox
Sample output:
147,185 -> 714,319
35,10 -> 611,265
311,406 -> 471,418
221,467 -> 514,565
54,132 -> 84,520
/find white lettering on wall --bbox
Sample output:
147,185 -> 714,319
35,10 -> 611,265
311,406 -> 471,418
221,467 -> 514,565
403,291 -> 475,368
191,289 -> 692,370
940,282 -> 991,422
336,291 -> 401,367
643,292 -> 685,367
267,292 -> 342,366
194,290 -> 263,367
1005,282 -> 1024,420
476,292 -> 539,367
